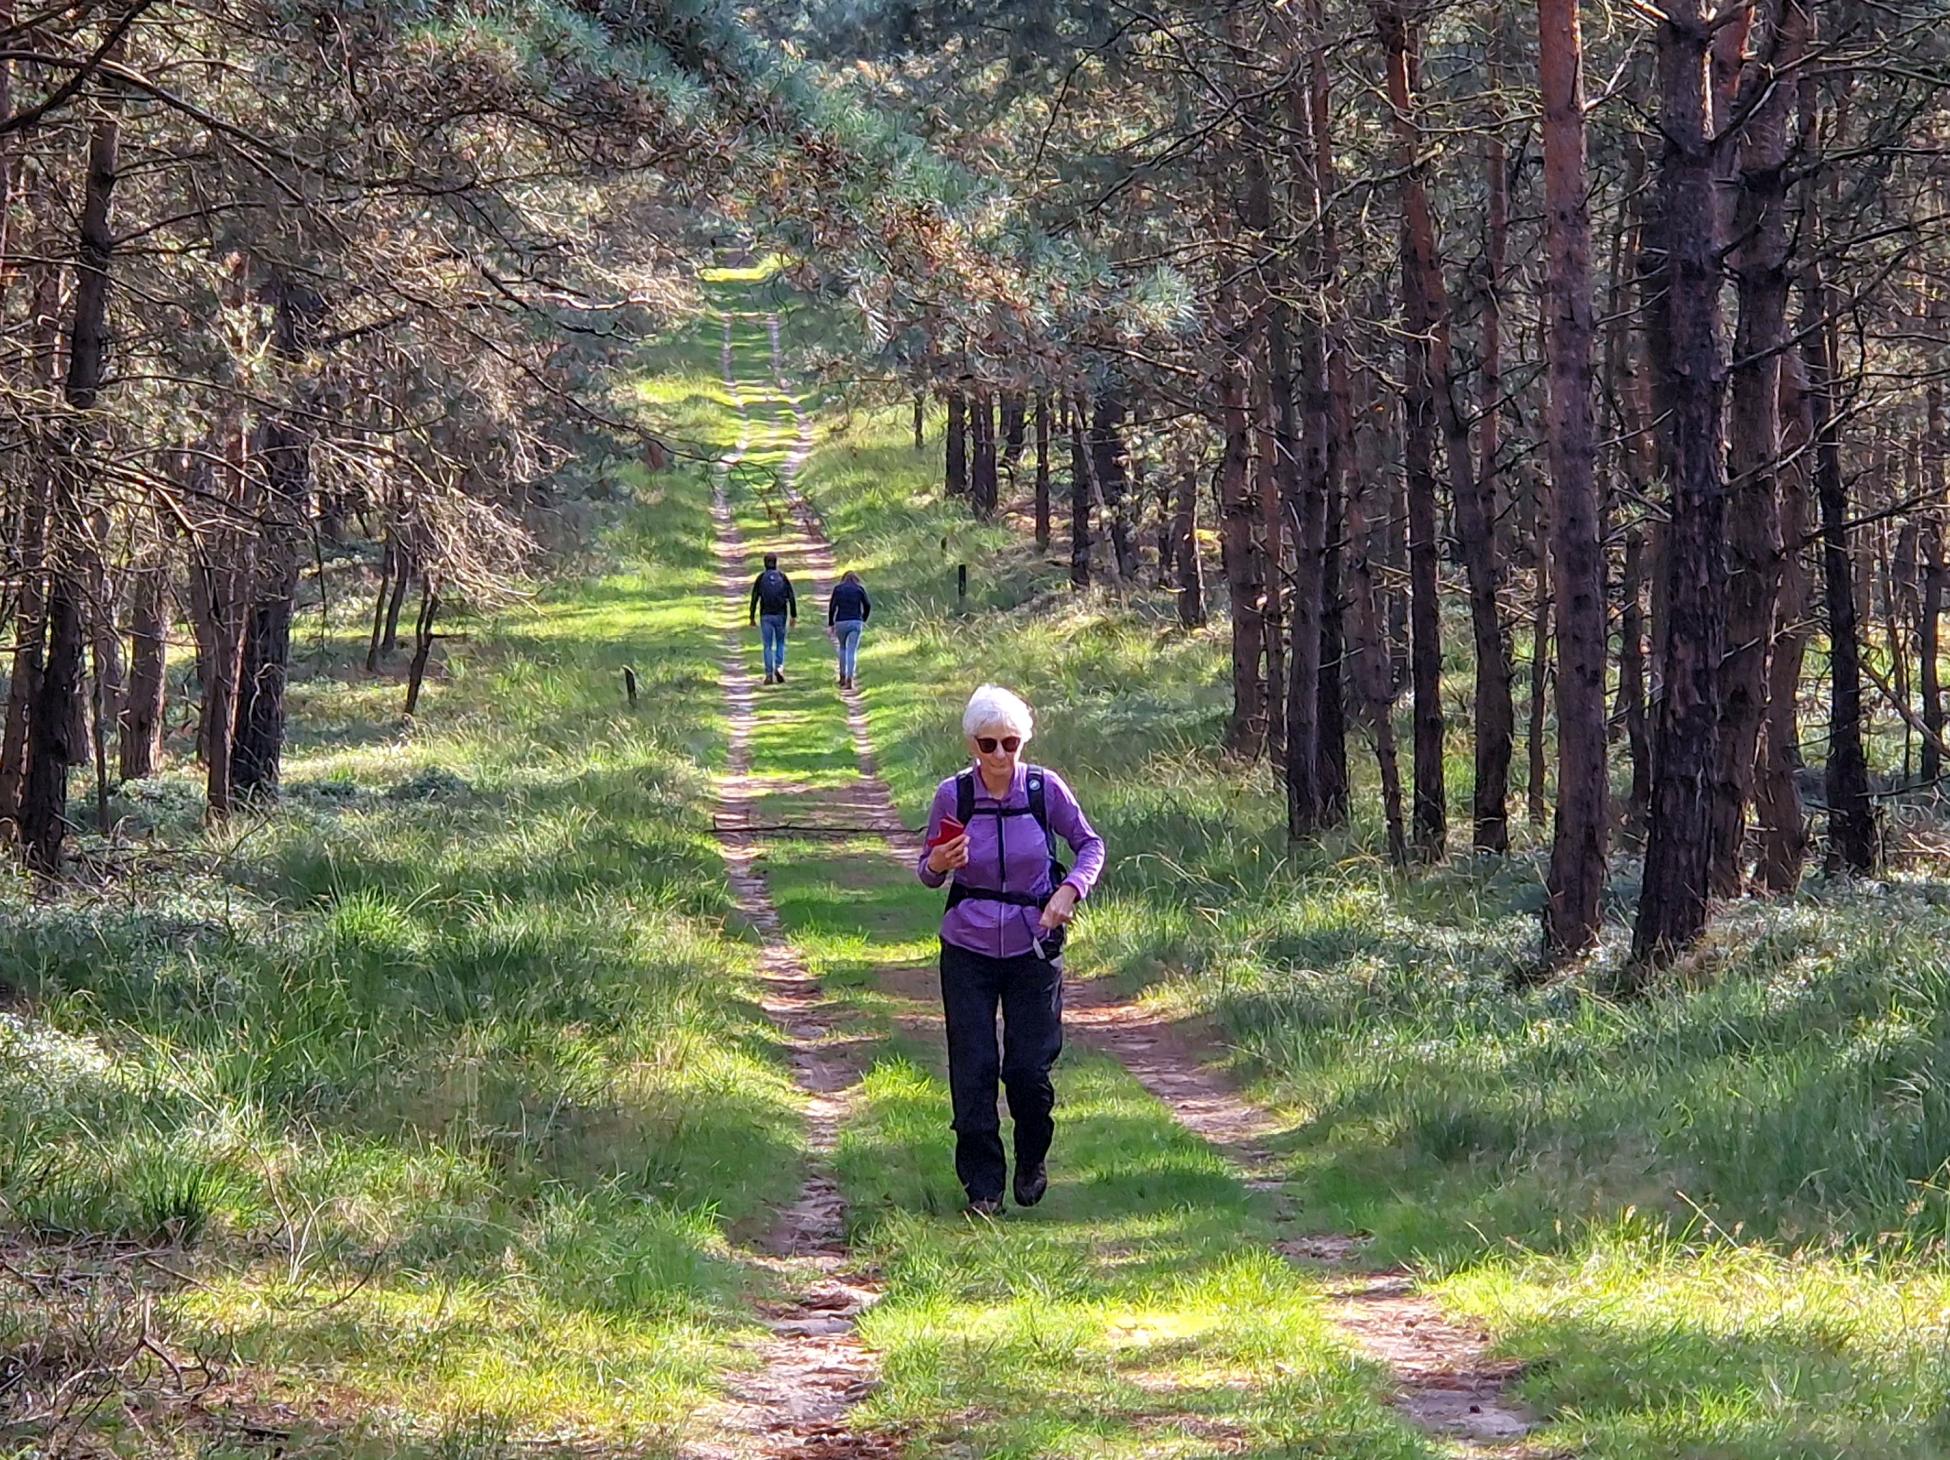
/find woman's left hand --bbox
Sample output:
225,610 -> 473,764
1039,884 -> 1080,930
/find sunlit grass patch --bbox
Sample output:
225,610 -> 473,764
0,321 -> 813,1453
833,1051 -> 1432,1457
789,328 -> 1950,1457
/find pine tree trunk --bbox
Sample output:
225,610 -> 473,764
1068,395 -> 1093,590
1001,393 -> 1027,468
1378,0 -> 1514,854
120,562 -> 166,781
1525,469 -> 1552,827
1303,2 -> 1352,826
1924,386 -> 1945,785
1033,394 -> 1052,550
1755,351 -> 1813,892
971,388 -> 998,518
945,390 -> 967,497
1806,266 -> 1876,873
913,392 -> 925,451
1404,324 -> 1446,859
367,540 -> 394,673
1253,370 -> 1287,764
1708,0 -> 1803,894
22,50 -> 124,873
1091,391 -> 1139,579
1220,346 -> 1266,757
1618,527 -> 1653,824
1537,0 -> 1608,954
0,264 -> 64,832
1349,370 -> 1408,865
232,505 -> 300,804
382,551 -> 411,654
405,579 -> 442,717
1174,459 -> 1206,628
1631,1 -> 1731,969
81,506 -> 124,773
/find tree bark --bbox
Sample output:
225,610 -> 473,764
1925,385 -> 1945,786
1091,391 -> 1139,579
1001,392 -> 1027,467
1220,343 -> 1266,757
1525,469 -> 1552,828
1755,352 -> 1813,891
1348,369 -> 1408,864
1377,0 -> 1514,853
913,391 -> 925,451
367,539 -> 395,673
1033,394 -> 1052,550
1253,369 -> 1287,763
382,549 -> 411,654
1537,0 -> 1608,955
1303,0 -> 1352,826
1806,264 -> 1875,873
1631,1 -> 1732,969
1708,0 -> 1804,894
1174,457 -> 1206,628
945,389 -> 967,497
121,561 -> 166,781
1404,319 -> 1446,858
1618,526 -> 1653,824
971,387 -> 998,518
1068,393 -> 1093,589
0,264 -> 59,831
22,46 -> 125,873
404,579 -> 442,717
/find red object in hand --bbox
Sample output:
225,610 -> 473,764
927,816 -> 966,849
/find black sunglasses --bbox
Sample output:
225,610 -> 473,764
976,735 -> 1022,754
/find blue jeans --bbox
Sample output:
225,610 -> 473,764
760,615 -> 789,676
833,619 -> 864,679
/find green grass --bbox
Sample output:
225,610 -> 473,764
702,276 -> 1437,1457
19,265 -> 1950,1460
768,287 -> 1950,1457
0,335 -> 807,1455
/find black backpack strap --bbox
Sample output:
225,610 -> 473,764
955,770 -> 974,827
1025,768 -> 1055,858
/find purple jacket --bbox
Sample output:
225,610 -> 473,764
917,764 -> 1106,959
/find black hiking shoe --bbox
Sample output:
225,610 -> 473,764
963,1196 -> 1003,1219
1013,1165 -> 1047,1209
775,668 -> 786,683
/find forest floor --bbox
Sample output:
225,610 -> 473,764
5,267 -> 1950,1459
683,267 -> 1950,1460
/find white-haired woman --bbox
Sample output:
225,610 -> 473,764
917,685 -> 1106,1216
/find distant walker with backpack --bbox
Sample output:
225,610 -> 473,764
747,552 -> 797,684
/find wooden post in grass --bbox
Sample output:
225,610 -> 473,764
957,564 -> 967,607
624,668 -> 639,707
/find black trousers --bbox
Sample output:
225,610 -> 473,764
938,939 -> 1064,1201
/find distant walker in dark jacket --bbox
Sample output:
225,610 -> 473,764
748,553 -> 797,685
827,570 -> 872,690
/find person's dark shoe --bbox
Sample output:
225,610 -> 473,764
764,671 -> 776,684
963,1196 -> 1004,1219
775,668 -> 786,683
1013,1165 -> 1047,1209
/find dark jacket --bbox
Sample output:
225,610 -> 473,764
749,568 -> 796,621
828,580 -> 872,625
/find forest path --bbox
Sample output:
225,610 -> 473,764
700,288 -> 1541,1458
689,311 -> 899,1460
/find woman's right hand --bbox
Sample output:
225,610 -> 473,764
927,832 -> 970,875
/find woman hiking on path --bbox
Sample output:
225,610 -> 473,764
918,685 -> 1105,1216
827,570 -> 871,689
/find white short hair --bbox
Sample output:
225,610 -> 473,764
963,684 -> 1034,742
